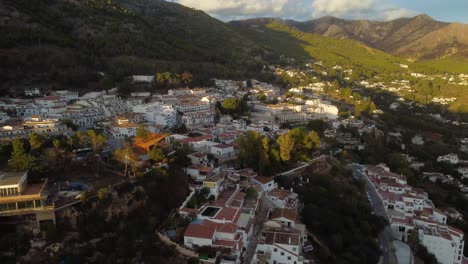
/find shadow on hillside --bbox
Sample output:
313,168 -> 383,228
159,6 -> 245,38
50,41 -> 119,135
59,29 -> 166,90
233,25 -> 312,62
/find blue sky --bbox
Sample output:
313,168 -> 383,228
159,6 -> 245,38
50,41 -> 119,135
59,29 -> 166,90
394,0 -> 468,23
174,0 -> 468,22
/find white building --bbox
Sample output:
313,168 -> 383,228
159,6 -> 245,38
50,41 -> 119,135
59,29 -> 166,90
305,99 -> 339,119
0,117 -> 69,142
16,103 -> 41,119
181,110 -> 214,129
253,226 -> 305,264
186,164 -> 215,182
132,103 -> 177,128
24,88 -> 41,97
110,123 -> 139,138
34,96 -> 67,109
210,143 -> 235,158
418,225 -> 464,264
52,90 -> 79,102
252,176 -> 278,193
184,219 -> 243,262
266,188 -> 299,209
0,112 -> 10,124
437,154 -> 459,164
132,75 -> 154,83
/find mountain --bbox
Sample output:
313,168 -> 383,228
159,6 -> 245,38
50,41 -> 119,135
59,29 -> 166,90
231,19 -> 406,75
285,14 -> 468,61
0,0 -> 266,94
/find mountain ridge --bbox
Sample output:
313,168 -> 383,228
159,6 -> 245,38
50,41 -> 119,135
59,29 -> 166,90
233,14 -> 468,61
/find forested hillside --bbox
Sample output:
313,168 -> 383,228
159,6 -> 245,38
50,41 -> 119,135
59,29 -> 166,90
0,0 -> 267,95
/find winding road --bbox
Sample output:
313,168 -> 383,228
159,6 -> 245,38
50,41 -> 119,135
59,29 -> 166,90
349,164 -> 397,264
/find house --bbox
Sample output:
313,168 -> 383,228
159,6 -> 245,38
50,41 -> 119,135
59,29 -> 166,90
443,208 -> 463,221
24,87 -> 41,97
110,122 -> 139,138
132,75 -> 154,83
52,90 -> 79,102
184,219 -> 244,263
437,154 -> 459,164
269,208 -> 297,228
252,226 -> 305,264
411,135 -> 424,146
210,143 -> 235,157
202,175 -> 225,200
252,176 -> 278,193
418,225 -> 464,264
266,188 -> 299,209
184,219 -> 217,248
0,112 -> 10,124
0,171 -> 55,229
186,164 -> 215,182
34,96 -> 67,109
0,118 -> 69,142
188,152 -> 208,165
458,168 -> 468,179
229,168 -> 258,183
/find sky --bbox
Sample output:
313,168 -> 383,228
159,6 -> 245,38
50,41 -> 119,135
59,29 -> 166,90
173,0 -> 468,23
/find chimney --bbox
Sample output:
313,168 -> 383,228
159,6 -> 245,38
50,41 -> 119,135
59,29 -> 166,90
290,188 -> 293,192
289,237 -> 291,244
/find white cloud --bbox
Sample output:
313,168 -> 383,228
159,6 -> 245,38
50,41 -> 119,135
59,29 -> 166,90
312,0 -> 374,16
176,0 -> 310,20
175,0 -> 416,21
381,7 -> 416,20
311,0 -> 416,20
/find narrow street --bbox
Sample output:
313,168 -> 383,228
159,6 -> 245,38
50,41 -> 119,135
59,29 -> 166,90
349,164 -> 397,264
242,195 -> 275,264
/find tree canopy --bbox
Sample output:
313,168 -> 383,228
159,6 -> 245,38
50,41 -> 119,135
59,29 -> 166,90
8,139 -> 36,172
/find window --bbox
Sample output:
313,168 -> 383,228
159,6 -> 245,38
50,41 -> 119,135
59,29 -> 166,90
273,248 -> 277,252
281,252 -> 284,256
288,256 -> 291,260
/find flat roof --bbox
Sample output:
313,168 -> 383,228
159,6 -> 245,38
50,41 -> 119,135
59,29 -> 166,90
0,171 -> 26,186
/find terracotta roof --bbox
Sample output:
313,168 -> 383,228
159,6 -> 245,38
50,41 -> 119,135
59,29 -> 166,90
254,175 -> 274,184
217,222 -> 238,234
213,239 -> 236,248
213,143 -> 234,149
270,208 -> 297,221
268,188 -> 295,200
184,219 -> 217,239
391,216 -> 412,226
190,152 -> 207,158
433,208 -> 446,216
448,226 -> 464,237
189,164 -> 213,173
262,227 -> 301,246
215,207 -> 238,222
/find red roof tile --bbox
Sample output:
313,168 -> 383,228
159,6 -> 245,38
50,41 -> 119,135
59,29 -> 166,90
254,176 -> 274,184
184,219 -> 217,239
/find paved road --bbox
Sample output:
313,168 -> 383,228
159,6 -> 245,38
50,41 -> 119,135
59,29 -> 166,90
242,195 -> 275,264
349,164 -> 397,264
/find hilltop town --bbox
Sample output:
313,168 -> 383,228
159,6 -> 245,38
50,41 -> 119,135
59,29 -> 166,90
0,60 -> 467,264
